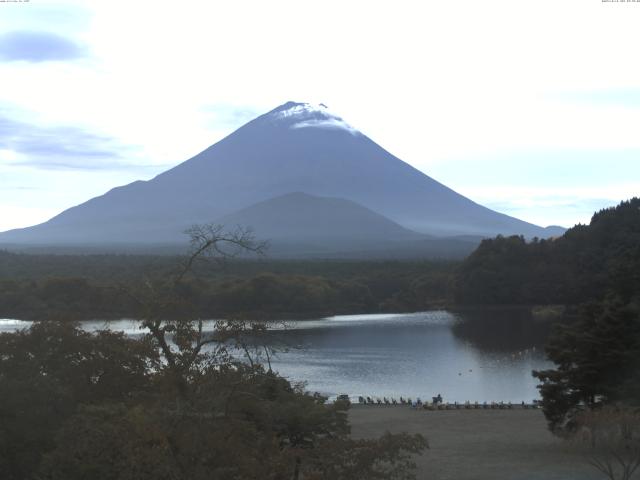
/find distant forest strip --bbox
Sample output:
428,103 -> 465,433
0,255 -> 456,320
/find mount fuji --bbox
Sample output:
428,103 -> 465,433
0,101 -> 564,256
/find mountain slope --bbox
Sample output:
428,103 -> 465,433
0,101 -> 562,249
216,192 -> 469,257
219,192 -> 423,243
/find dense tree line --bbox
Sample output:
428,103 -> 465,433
0,255 -> 455,320
454,198 -> 640,306
533,299 -> 640,433
0,251 -> 454,284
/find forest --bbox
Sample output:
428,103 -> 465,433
0,254 -> 455,320
454,198 -> 640,306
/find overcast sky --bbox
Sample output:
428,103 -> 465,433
1,0 -> 639,232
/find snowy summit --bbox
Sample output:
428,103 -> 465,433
268,101 -> 360,135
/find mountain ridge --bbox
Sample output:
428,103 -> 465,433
0,101 -> 565,255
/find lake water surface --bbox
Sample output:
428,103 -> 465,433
0,310 -> 552,403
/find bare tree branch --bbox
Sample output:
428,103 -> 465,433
175,224 -> 268,283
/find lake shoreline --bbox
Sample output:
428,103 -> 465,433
1,303 -> 568,324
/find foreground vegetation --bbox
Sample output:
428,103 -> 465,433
0,228 -> 427,480
0,321 -> 426,480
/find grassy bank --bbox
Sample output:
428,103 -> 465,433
349,405 -> 599,480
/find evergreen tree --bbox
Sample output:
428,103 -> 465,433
533,299 -> 640,433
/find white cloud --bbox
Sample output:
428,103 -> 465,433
456,184 -> 640,227
0,205 -> 58,232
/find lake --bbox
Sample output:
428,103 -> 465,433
0,309 -> 552,403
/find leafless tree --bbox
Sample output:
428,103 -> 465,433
175,224 -> 268,283
123,223 -> 269,404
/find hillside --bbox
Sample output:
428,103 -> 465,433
453,198 -> 640,305
219,192 -> 422,248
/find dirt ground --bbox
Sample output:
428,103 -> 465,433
349,405 -> 603,480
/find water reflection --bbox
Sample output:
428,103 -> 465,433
0,311 -> 553,403
452,307 -> 552,351
265,311 -> 552,403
